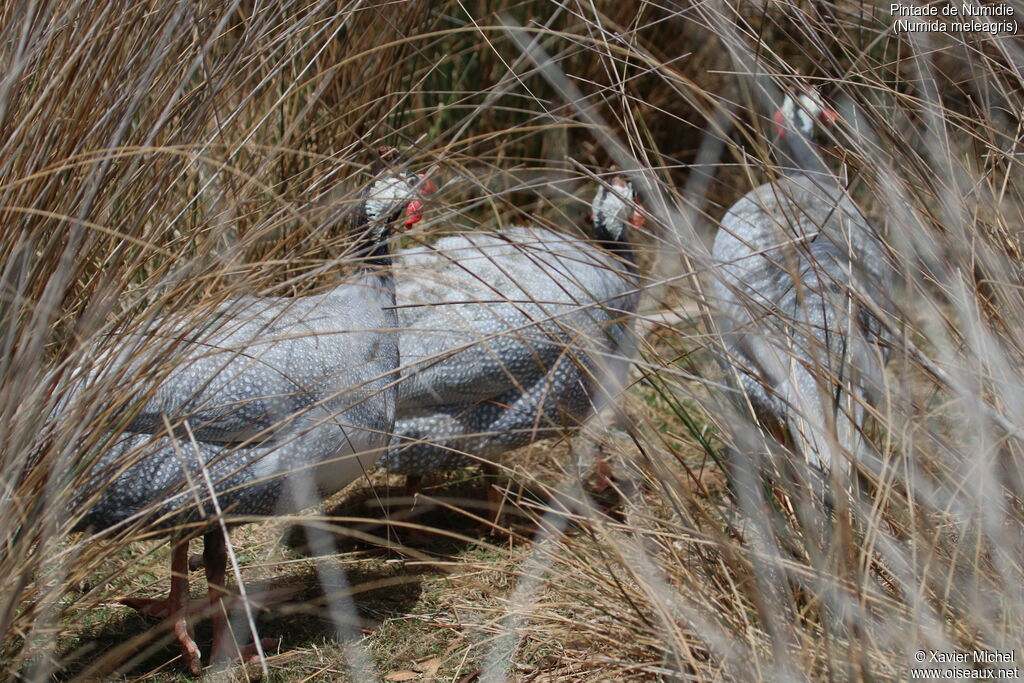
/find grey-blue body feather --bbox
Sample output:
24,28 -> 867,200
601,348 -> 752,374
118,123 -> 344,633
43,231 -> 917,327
383,183 -> 640,475
712,101 -> 889,471
75,279 -> 397,530
72,169 -> 428,531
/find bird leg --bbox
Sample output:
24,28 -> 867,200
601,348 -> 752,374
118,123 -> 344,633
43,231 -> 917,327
204,529 -> 281,668
391,474 -> 434,544
404,474 -> 423,508
116,538 -> 202,674
203,530 -> 230,665
169,538 -> 203,675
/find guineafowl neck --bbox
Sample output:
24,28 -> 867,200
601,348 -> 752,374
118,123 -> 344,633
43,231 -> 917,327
351,224 -> 394,268
379,269 -> 399,330
777,132 -> 829,179
604,239 -> 637,273
360,239 -> 393,268
376,266 -> 397,305
353,263 -> 397,325
595,227 -> 638,272
350,218 -> 395,299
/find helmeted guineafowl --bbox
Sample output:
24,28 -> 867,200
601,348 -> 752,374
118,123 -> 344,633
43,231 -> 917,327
70,149 -> 435,673
383,177 -> 642,524
712,87 -> 890,480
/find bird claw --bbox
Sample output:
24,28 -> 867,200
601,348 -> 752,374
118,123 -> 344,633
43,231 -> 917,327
182,643 -> 203,676
243,636 -> 282,660
118,596 -> 204,673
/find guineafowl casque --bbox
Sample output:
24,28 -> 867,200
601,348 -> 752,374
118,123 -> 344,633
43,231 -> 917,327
69,149 -> 435,673
712,87 -> 890,486
382,176 -> 643,528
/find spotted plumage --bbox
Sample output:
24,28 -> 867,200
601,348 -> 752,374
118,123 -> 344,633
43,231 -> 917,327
712,88 -> 888,472
73,165 -> 431,532
382,178 -> 642,475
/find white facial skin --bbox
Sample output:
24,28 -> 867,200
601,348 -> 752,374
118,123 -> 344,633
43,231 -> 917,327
363,173 -> 423,224
591,179 -> 641,240
779,88 -> 834,138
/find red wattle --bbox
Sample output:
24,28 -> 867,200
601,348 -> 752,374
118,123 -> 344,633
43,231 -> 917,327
417,176 -> 438,195
630,202 -> 647,230
404,200 -> 424,228
773,110 -> 786,137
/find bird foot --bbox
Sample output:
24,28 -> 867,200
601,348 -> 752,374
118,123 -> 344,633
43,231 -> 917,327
171,611 -> 203,676
118,595 -> 218,620
119,592 -> 288,675
246,636 -> 282,658
181,635 -> 203,676
117,596 -> 204,674
117,596 -> 173,620
210,636 -> 281,671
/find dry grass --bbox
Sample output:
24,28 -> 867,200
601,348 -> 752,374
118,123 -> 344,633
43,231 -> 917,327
3,0 -> 1024,680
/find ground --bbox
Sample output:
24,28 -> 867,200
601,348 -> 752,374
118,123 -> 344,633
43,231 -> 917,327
50,320 -> 741,681
56,435 -> 718,681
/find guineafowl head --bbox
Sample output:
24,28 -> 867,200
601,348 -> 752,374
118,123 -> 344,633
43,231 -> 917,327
354,147 -> 437,258
772,86 -> 839,139
359,148 -> 436,230
590,176 -> 645,243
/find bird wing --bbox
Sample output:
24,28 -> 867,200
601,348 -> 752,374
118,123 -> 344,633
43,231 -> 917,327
395,229 -> 634,408
82,280 -> 396,444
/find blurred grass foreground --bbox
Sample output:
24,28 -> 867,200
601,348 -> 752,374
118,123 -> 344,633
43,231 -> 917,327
2,0 -> 1023,680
